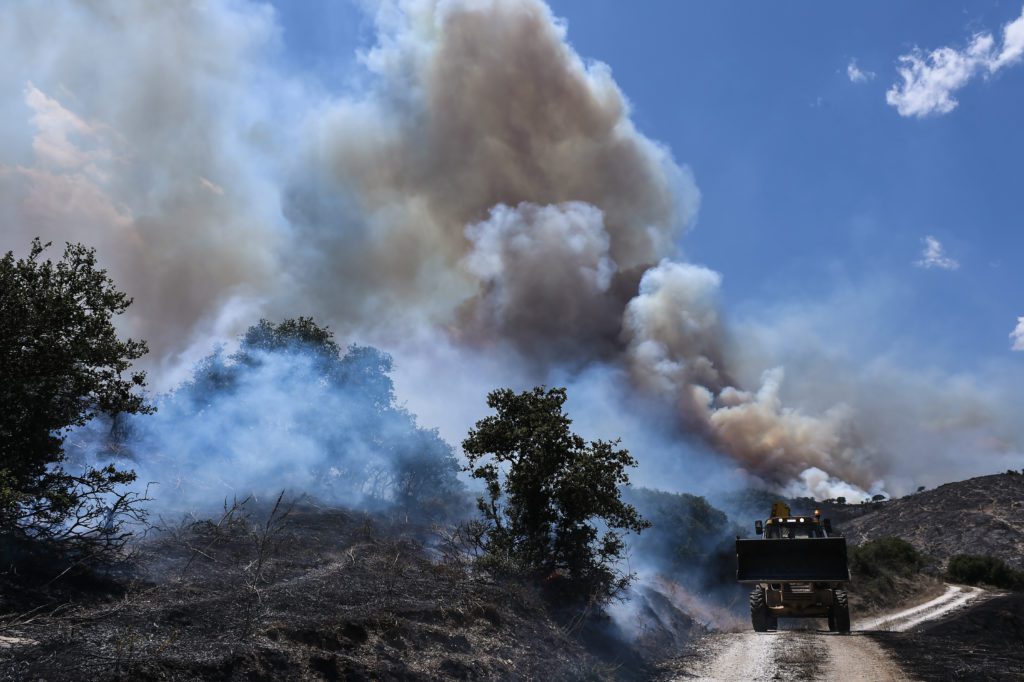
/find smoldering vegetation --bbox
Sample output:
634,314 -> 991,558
72,319 -> 466,520
622,489 -> 744,601
1,312 -> 1014,679
0,502 -> 639,680
0,490 -> 737,681
0,315 -> 765,680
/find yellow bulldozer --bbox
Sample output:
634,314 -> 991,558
736,502 -> 851,633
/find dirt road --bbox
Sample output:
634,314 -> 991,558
857,584 -> 984,631
672,584 -> 985,681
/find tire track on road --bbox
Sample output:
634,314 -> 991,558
857,584 -> 985,632
681,631 -> 907,681
671,584 -> 986,680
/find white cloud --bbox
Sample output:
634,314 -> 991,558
887,4 -> 1024,117
914,235 -> 960,270
847,59 -> 875,83
1011,317 -> 1024,351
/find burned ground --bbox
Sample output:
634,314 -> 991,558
3,473 -> 1021,680
838,473 -> 1024,572
0,501 -> 666,681
869,592 -> 1024,681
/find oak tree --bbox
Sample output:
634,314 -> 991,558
463,386 -> 649,603
0,239 -> 149,550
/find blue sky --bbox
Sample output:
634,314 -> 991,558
273,0 -> 1024,370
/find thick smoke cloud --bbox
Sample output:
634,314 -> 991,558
286,0 -> 695,348
458,202 -> 643,364
620,261 -> 873,494
0,0 -> 290,376
288,0 -> 881,494
2,0 -> 1020,501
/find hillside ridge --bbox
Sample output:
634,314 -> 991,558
838,472 -> 1024,570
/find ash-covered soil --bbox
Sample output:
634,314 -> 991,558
839,473 -> 1024,571
0,502 -> 685,681
869,592 -> 1024,681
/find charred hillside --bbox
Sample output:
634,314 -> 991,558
870,592 -> 1024,681
838,472 -> 1024,571
0,502 -> 672,681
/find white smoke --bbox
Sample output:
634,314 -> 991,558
2,0 -> 1020,503
623,260 -> 727,400
69,343 -> 463,515
784,467 -> 876,503
0,0 -> 298,378
458,202 -> 625,362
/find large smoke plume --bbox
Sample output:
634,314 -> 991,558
2,0 -> 1020,501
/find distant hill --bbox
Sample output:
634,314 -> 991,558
837,472 -> 1024,571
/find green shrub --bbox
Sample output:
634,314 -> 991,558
946,554 -> 1024,591
850,537 -> 925,578
848,537 -> 931,611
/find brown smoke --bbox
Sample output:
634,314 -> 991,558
285,0 -> 695,346
0,0 -> 872,493
619,261 -> 875,491
3,0 -> 1017,497
0,1 -> 285,372
286,0 -> 881,492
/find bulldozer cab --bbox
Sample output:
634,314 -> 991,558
764,518 -> 826,539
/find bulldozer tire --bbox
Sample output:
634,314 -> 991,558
750,587 -> 770,632
827,609 -> 837,632
833,589 -> 851,633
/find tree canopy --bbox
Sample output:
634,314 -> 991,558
463,386 -> 649,603
0,239 -> 149,545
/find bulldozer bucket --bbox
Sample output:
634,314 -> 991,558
736,538 -> 850,583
